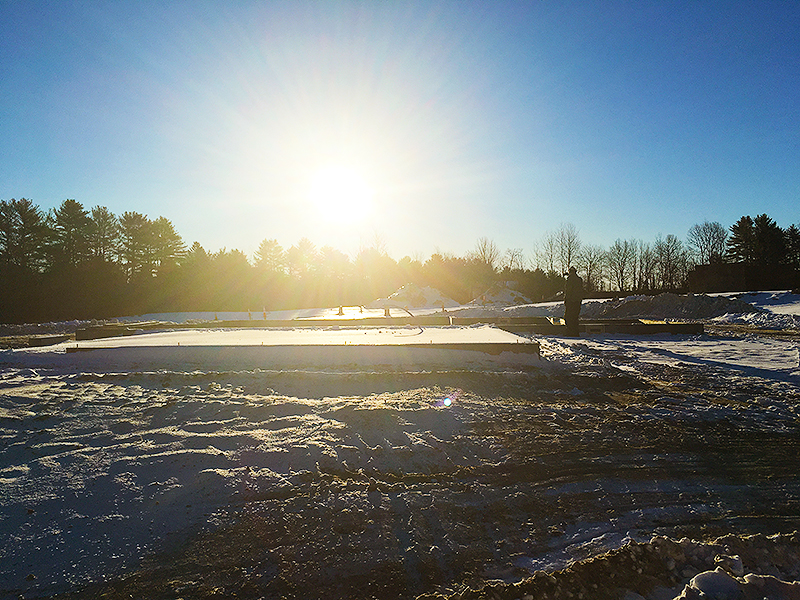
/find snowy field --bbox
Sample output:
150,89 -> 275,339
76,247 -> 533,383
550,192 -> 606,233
1,291 -> 800,599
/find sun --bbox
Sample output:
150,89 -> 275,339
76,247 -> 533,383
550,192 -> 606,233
307,165 -> 373,223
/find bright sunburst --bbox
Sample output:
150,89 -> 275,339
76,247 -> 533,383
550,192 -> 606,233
307,165 -> 373,224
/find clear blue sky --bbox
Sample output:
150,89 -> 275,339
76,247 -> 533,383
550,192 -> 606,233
2,0 -> 799,261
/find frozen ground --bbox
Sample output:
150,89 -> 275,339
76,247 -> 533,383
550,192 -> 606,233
1,291 -> 799,599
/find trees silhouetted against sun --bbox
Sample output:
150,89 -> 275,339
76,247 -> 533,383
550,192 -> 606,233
1,198 -> 799,323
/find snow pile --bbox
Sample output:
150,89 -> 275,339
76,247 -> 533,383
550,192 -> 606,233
712,310 -> 800,330
469,281 -> 533,306
674,568 -> 800,600
0,320 -> 94,337
475,533 -> 800,600
733,290 -> 800,314
366,283 -> 459,309
450,292 -> 765,321
645,533 -> 800,600
709,291 -> 800,330
579,292 -> 763,320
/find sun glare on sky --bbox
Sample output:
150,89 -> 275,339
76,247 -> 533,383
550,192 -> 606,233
307,165 -> 374,225
2,2 -> 800,259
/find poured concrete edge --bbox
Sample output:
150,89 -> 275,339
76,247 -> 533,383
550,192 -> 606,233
44,344 -> 542,371
65,341 -> 540,357
75,317 -> 703,341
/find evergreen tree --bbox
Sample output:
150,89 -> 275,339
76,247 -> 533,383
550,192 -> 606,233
318,246 -> 351,281
51,199 -> 91,268
0,200 -> 15,267
752,213 -> 786,265
118,211 -> 151,278
88,206 -> 120,262
286,238 -> 317,277
178,242 -> 213,309
210,248 -> 252,309
184,241 -> 210,268
150,216 -> 186,272
785,224 -> 800,269
0,198 -> 48,272
727,216 -> 756,263
254,238 -> 286,273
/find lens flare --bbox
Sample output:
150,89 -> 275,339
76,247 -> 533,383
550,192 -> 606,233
438,390 -> 460,408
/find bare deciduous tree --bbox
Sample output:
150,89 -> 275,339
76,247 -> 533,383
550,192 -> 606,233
606,239 -> 635,292
578,244 -> 605,292
535,223 -> 581,275
654,234 -> 688,290
503,247 -> 525,271
534,230 -> 559,274
470,237 -> 501,271
687,221 -> 728,264
635,240 -> 656,291
557,222 -> 581,274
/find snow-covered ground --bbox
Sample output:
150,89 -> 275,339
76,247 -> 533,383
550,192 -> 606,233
1,291 -> 799,600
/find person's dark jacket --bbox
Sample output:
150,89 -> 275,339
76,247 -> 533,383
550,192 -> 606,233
565,273 -> 584,303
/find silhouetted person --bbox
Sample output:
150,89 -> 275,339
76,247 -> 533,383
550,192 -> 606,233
564,266 -> 583,336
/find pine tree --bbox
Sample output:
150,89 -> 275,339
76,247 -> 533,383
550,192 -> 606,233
254,238 -> 286,273
0,198 -> 48,271
51,199 -> 91,267
727,216 -> 756,263
88,206 -> 120,262
785,224 -> 800,268
118,211 -> 151,278
752,213 -> 787,265
150,216 -> 186,272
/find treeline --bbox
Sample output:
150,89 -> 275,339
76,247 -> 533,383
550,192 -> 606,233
1,197 -> 799,323
535,217 -> 800,295
0,198 -> 565,322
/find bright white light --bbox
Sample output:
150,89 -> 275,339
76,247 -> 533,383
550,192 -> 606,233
307,165 -> 373,224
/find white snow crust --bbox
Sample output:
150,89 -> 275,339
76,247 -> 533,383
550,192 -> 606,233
366,283 -> 460,309
469,281 -> 534,306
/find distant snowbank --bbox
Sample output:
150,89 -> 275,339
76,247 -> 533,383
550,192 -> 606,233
449,292 -> 767,322
0,320 -> 93,337
581,292 -> 762,320
366,283 -> 459,309
712,311 -> 800,330
469,282 -> 533,306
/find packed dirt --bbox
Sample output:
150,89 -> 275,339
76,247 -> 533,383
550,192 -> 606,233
2,332 -> 793,599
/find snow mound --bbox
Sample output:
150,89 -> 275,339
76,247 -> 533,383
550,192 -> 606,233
367,283 -> 459,309
0,320 -> 94,337
470,281 -> 533,307
580,293 -> 763,320
712,311 -> 800,330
